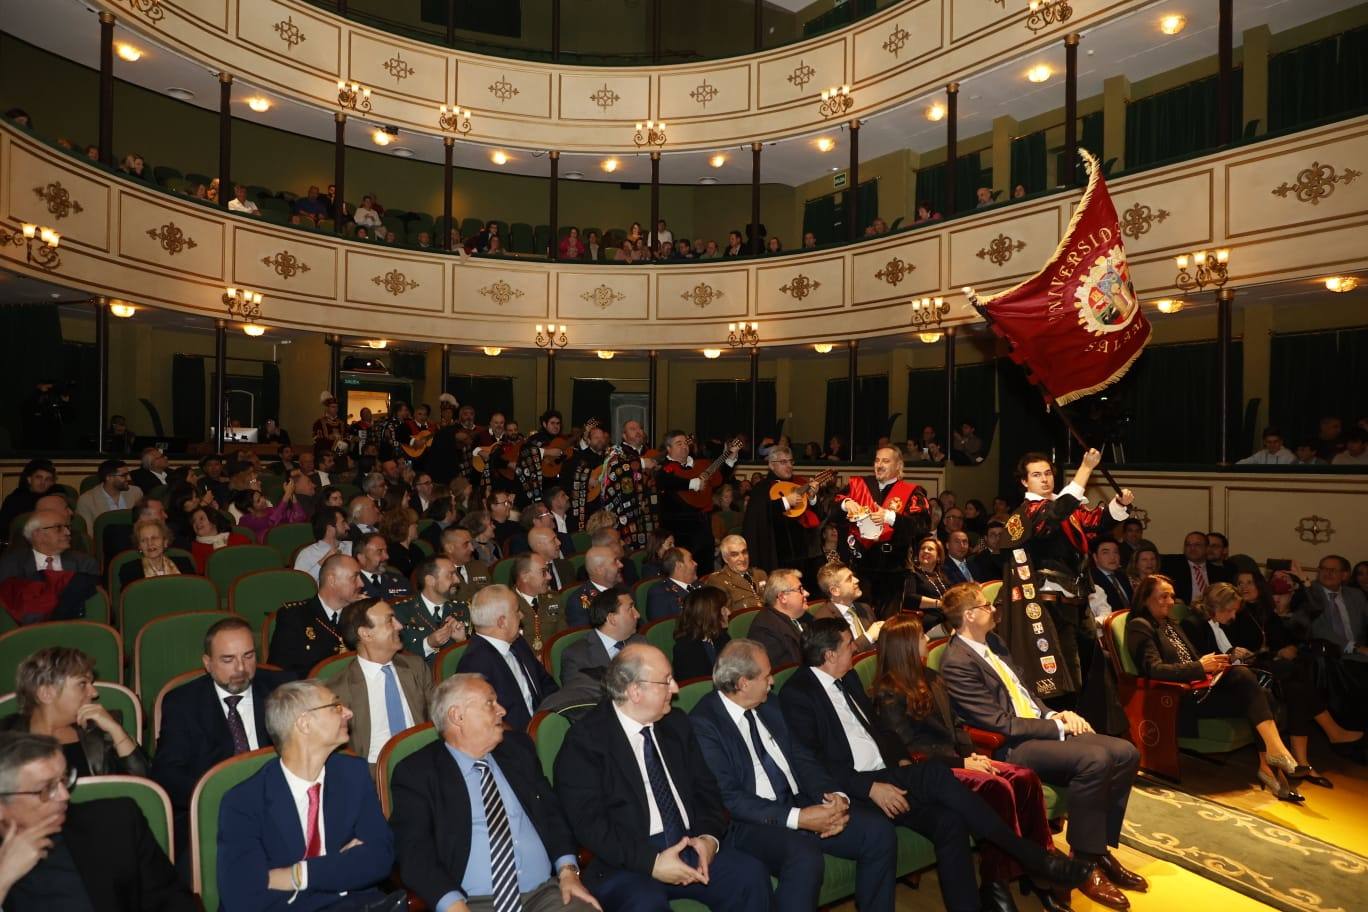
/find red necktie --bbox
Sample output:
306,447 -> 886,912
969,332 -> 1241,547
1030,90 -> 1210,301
43,556 -> 54,577
1193,563 -> 1208,596
303,783 -> 322,858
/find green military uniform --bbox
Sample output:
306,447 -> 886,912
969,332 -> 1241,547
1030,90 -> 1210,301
393,593 -> 472,662
515,590 -> 566,654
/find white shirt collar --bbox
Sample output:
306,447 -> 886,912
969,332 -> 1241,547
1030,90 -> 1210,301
811,666 -> 839,689
670,578 -> 692,590
420,593 -> 443,612
355,654 -> 391,677
280,759 -> 325,794
479,632 -> 513,657
32,549 -> 61,570
213,681 -> 253,708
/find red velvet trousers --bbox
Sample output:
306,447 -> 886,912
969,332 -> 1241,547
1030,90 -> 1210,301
951,760 -> 1053,881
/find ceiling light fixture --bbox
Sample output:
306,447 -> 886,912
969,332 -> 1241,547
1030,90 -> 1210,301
242,323 -> 267,337
918,332 -> 943,344
563,171 -> 584,180
246,96 -> 271,113
1027,65 -> 1052,84
815,137 -> 835,152
702,349 -> 722,359
925,103 -> 946,122
491,150 -> 509,165
372,129 -> 392,146
115,43 -> 142,62
601,158 -> 619,173
366,339 -> 388,349
1159,14 -> 1187,35
813,343 -> 834,354
1325,276 -> 1359,293
596,350 -> 616,360
1153,299 -> 1185,314
697,177 -> 719,185
165,88 -> 196,101
482,347 -> 503,356
109,301 -> 137,318
709,154 -> 726,168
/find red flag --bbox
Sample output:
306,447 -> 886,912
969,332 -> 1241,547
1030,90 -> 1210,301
969,150 -> 1151,405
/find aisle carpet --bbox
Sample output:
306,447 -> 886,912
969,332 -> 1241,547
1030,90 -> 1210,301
1119,779 -> 1368,912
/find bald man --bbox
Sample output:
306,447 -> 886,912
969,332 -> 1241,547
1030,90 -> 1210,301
528,526 -> 576,593
565,545 -> 623,627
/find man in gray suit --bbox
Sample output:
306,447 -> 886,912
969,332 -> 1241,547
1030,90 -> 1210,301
0,509 -> 100,624
559,586 -> 645,682
1302,555 -> 1368,659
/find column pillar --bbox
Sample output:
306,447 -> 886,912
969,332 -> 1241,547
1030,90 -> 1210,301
944,328 -> 956,458
442,138 -> 454,250
1064,33 -> 1080,186
98,12 -> 115,166
651,0 -> 662,63
445,0 -> 456,46
218,73 -> 232,210
95,298 -> 110,453
1217,288 -> 1234,464
753,0 -> 763,51
649,151 -> 661,258
847,339 -> 858,460
441,344 -> 451,399
648,351 -> 659,444
847,119 -> 860,241
327,334 -> 343,397
1243,25 -> 1271,138
214,320 -> 228,449
749,347 -> 760,461
1218,0 -> 1234,145
546,350 -> 557,411
945,82 -> 959,216
333,115 -> 347,236
990,115 -> 1016,199
1102,75 -> 1130,173
552,0 -> 562,61
549,151 -> 560,260
750,142 -> 762,255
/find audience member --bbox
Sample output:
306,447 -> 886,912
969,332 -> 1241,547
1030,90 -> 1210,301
561,586 -> 646,681
118,518 -> 193,587
671,585 -> 733,681
975,187 -> 993,208
354,532 -> 411,601
377,506 -> 422,579
568,545 -> 624,627
188,507 -> 251,573
1160,531 -> 1231,604
647,547 -> 699,621
227,184 -> 260,216
294,508 -> 353,582
914,201 -> 942,223
903,535 -> 950,615
747,568 -> 810,668
392,556 -> 471,661
1237,427 -> 1295,465
131,447 -> 171,492
510,551 -> 566,651
706,534 -> 767,613
353,196 -> 383,230
441,526 -> 492,601
1332,429 -> 1368,464
0,459 -> 57,540
75,459 -> 142,532
812,562 -> 880,650
1297,554 -> 1368,730
270,553 -> 364,676
330,598 -> 432,765
0,511 -> 100,625
456,585 -> 558,731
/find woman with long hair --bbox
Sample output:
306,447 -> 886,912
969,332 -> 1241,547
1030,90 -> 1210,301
640,530 -> 676,580
872,614 -> 1057,908
1126,574 -> 1304,801
673,586 -> 732,680
1125,544 -> 1160,589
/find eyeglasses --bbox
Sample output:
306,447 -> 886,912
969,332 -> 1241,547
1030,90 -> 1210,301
38,524 -> 71,533
636,676 -> 676,688
304,700 -> 347,715
965,602 -> 994,613
0,766 -> 77,802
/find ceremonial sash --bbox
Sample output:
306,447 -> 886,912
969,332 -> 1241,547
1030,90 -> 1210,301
841,477 -> 919,545
997,504 -> 1076,699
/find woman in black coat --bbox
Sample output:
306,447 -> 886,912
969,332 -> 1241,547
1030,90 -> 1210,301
902,536 -> 951,622
671,587 -> 731,681
1127,575 -> 1302,800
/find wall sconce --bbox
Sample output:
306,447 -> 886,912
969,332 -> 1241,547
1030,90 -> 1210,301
813,343 -> 834,354
482,346 -> 503,356
1325,276 -> 1358,293
1175,248 -> 1230,293
702,348 -> 722,359
438,105 -> 472,135
818,86 -> 854,119
109,300 -> 137,318
728,322 -> 760,348
337,81 -> 372,112
910,296 -> 949,328
633,121 -> 667,149
0,223 -> 61,270
1026,0 -> 1072,34
596,350 -> 616,360
223,286 -> 264,329
535,324 -> 568,349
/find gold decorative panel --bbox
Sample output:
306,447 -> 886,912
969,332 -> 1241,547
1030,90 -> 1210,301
344,251 -> 443,310
237,0 -> 339,72
453,268 -> 547,318
1271,162 -> 1360,206
349,34 -> 447,103
556,273 -> 649,319
757,259 -> 844,314
559,74 -> 649,121
456,61 -> 550,117
655,270 -> 749,319
1227,131 -> 1368,237
949,207 -> 1059,290
1108,171 -> 1211,256
5,143 -> 110,252
659,66 -> 750,120
853,3 -> 943,80
759,43 -> 845,107
851,237 -> 940,305
232,227 -> 336,298
116,194 -> 223,278
949,0 -> 1015,42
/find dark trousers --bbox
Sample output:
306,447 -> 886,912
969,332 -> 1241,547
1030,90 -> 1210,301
663,514 -> 717,575
589,835 -> 771,912
1183,663 -> 1274,731
1002,732 -> 1139,857
730,805 -> 896,912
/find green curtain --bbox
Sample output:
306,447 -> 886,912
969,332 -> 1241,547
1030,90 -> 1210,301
261,362 -> 281,426
803,179 -> 878,244
914,164 -> 946,215
1269,26 -> 1368,133
1125,72 -> 1243,169
914,151 -> 983,216
1011,132 -> 1048,193
905,363 -> 997,451
802,193 -> 840,246
0,306 -> 66,450
571,379 -> 616,428
824,374 -> 889,459
695,380 -> 775,448
171,354 -> 206,443
447,376 -> 514,423
1269,328 -> 1368,447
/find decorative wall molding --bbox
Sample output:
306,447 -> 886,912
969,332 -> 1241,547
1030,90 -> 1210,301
1271,161 -> 1361,206
33,181 -> 83,220
146,222 -> 197,255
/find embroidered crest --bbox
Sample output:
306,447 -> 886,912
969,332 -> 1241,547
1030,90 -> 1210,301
1012,548 -> 1027,562
1025,603 -> 1042,620
1036,677 -> 1057,695
1031,622 -> 1045,634
1016,565 -> 1032,581
1022,583 -> 1036,599
1073,244 -> 1140,335
887,497 -> 903,512
1012,587 -> 1024,602
1007,515 -> 1026,541
305,626 -> 317,640
1040,655 -> 1058,674
1036,637 -> 1051,653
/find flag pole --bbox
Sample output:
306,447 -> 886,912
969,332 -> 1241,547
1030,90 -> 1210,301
963,288 -> 1125,496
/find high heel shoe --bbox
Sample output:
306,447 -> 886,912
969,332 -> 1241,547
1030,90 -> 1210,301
1257,768 -> 1306,802
1266,754 -> 1299,775
1289,765 -> 1334,789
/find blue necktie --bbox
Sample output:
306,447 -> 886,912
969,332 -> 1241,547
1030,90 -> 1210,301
380,664 -> 407,736
640,725 -> 686,844
745,709 -> 793,805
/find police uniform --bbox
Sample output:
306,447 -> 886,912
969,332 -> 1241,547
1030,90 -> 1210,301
358,568 -> 412,601
392,594 -> 472,661
268,596 -> 348,676
451,559 -> 491,604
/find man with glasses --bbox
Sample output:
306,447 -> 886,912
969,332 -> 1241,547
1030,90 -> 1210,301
1299,555 -> 1368,732
508,500 -> 555,556
75,459 -> 143,534
554,644 -> 771,912
742,446 -> 822,587
0,731 -> 195,911
748,569 -> 812,668
217,680 -> 402,912
0,510 -> 100,625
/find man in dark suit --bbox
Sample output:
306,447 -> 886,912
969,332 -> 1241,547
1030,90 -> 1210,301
747,568 -> 810,668
329,598 -> 432,766
812,562 -> 880,651
455,585 -> 558,732
691,639 -> 897,911
354,533 -> 411,601
969,521 -> 1007,582
389,673 -> 599,911
780,618 -> 1089,912
561,586 -> 646,682
944,531 -> 981,585
554,643 -> 771,912
153,617 -> 292,867
1090,540 -> 1133,613
0,731 -> 196,912
646,547 -> 699,621
528,526 -> 576,593
217,679 -> 401,912
130,446 -> 170,494
577,528 -> 638,588
566,545 -> 622,627
391,555 -> 470,662
1160,531 -> 1231,604
937,585 -> 1142,911
269,553 -> 364,676
0,509 -> 100,625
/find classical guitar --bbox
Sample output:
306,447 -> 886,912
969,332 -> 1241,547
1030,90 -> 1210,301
673,437 -> 744,510
768,469 -> 837,517
401,429 -> 434,458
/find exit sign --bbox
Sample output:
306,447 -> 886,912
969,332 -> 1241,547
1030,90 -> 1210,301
833,171 -> 848,189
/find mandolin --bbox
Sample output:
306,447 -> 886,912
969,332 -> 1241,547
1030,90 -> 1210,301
769,469 -> 837,517
673,437 -> 744,510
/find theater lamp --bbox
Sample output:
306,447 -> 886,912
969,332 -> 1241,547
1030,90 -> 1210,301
819,86 -> 854,119
910,296 -> 949,329
438,105 -> 472,135
108,300 -> 137,318
1026,0 -> 1072,34
223,287 -> 264,334
1174,248 -> 1230,293
728,322 -> 760,349
0,222 -> 61,270
535,324 -> 568,350
633,121 -> 667,149
337,81 -> 372,113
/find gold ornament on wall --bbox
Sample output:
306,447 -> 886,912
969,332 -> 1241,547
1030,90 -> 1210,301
122,0 -> 165,24
787,60 -> 816,92
273,16 -> 306,50
1295,515 -> 1335,545
1272,161 -> 1361,206
262,250 -> 310,280
372,270 -> 418,296
489,76 -> 520,103
1120,202 -> 1170,241
875,257 -> 913,286
146,222 -> 197,256
589,84 -> 621,112
690,79 -> 719,109
780,274 -> 821,300
32,182 -> 83,220
581,284 -> 626,309
478,280 -> 524,306
682,283 -> 723,308
976,234 -> 1027,267
382,53 -> 414,82
882,24 -> 910,57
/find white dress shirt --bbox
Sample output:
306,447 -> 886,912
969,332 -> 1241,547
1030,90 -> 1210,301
551,511 -> 569,534
480,634 -> 533,713
294,539 -> 353,581
355,655 -> 414,763
281,762 -> 327,889
594,628 -> 629,660
957,636 -> 1066,739
33,550 -> 62,573
810,667 -> 885,772
1023,482 -> 1128,595
1208,619 -> 1234,655
213,681 -> 260,750
612,704 -> 692,836
718,695 -> 801,828
831,603 -> 867,644
419,594 -> 446,656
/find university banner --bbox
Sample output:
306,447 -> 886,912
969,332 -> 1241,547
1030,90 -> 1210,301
969,149 -> 1151,405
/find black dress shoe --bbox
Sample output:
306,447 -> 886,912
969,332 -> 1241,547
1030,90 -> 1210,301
1030,852 -> 1092,888
980,879 -> 1022,912
1035,887 -> 1076,912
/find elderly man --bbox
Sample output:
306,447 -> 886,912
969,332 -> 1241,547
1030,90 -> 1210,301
348,495 -> 381,538
294,508 -> 354,583
528,526 -> 576,593
690,640 -> 896,912
1160,530 -> 1230,605
330,598 -> 431,765
582,527 -> 639,587
510,552 -> 566,653
741,445 -> 822,581
75,459 -> 143,533
561,587 -> 646,682
355,533 -> 411,601
646,547 -> 698,621
456,586 -> 559,732
270,554 -> 364,676
0,732 -> 195,912
747,568 -> 811,668
811,562 -> 880,651
554,644 -> 771,912
153,617 -> 292,864
392,556 -> 470,662
943,530 -> 980,585
705,535 -> 767,614
131,446 -> 170,493
0,510 -> 100,625
389,674 -> 599,912
217,680 -> 401,912
567,546 -> 623,628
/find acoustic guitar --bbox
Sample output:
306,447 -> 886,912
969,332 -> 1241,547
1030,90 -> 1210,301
401,429 -> 433,458
673,437 -> 744,510
768,469 -> 836,517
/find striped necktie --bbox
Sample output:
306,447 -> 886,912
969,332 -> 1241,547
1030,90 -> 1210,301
474,760 -> 523,912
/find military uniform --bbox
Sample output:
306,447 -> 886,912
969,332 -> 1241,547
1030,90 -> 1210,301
452,559 -> 492,604
515,590 -> 566,654
704,566 -> 768,614
392,593 -> 472,661
268,596 -> 348,676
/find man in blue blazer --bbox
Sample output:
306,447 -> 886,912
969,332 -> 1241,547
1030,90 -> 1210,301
152,617 -> 293,869
216,680 -> 401,912
645,547 -> 699,621
560,586 -> 646,682
455,584 -> 559,731
691,639 -> 896,912
566,546 -> 623,626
